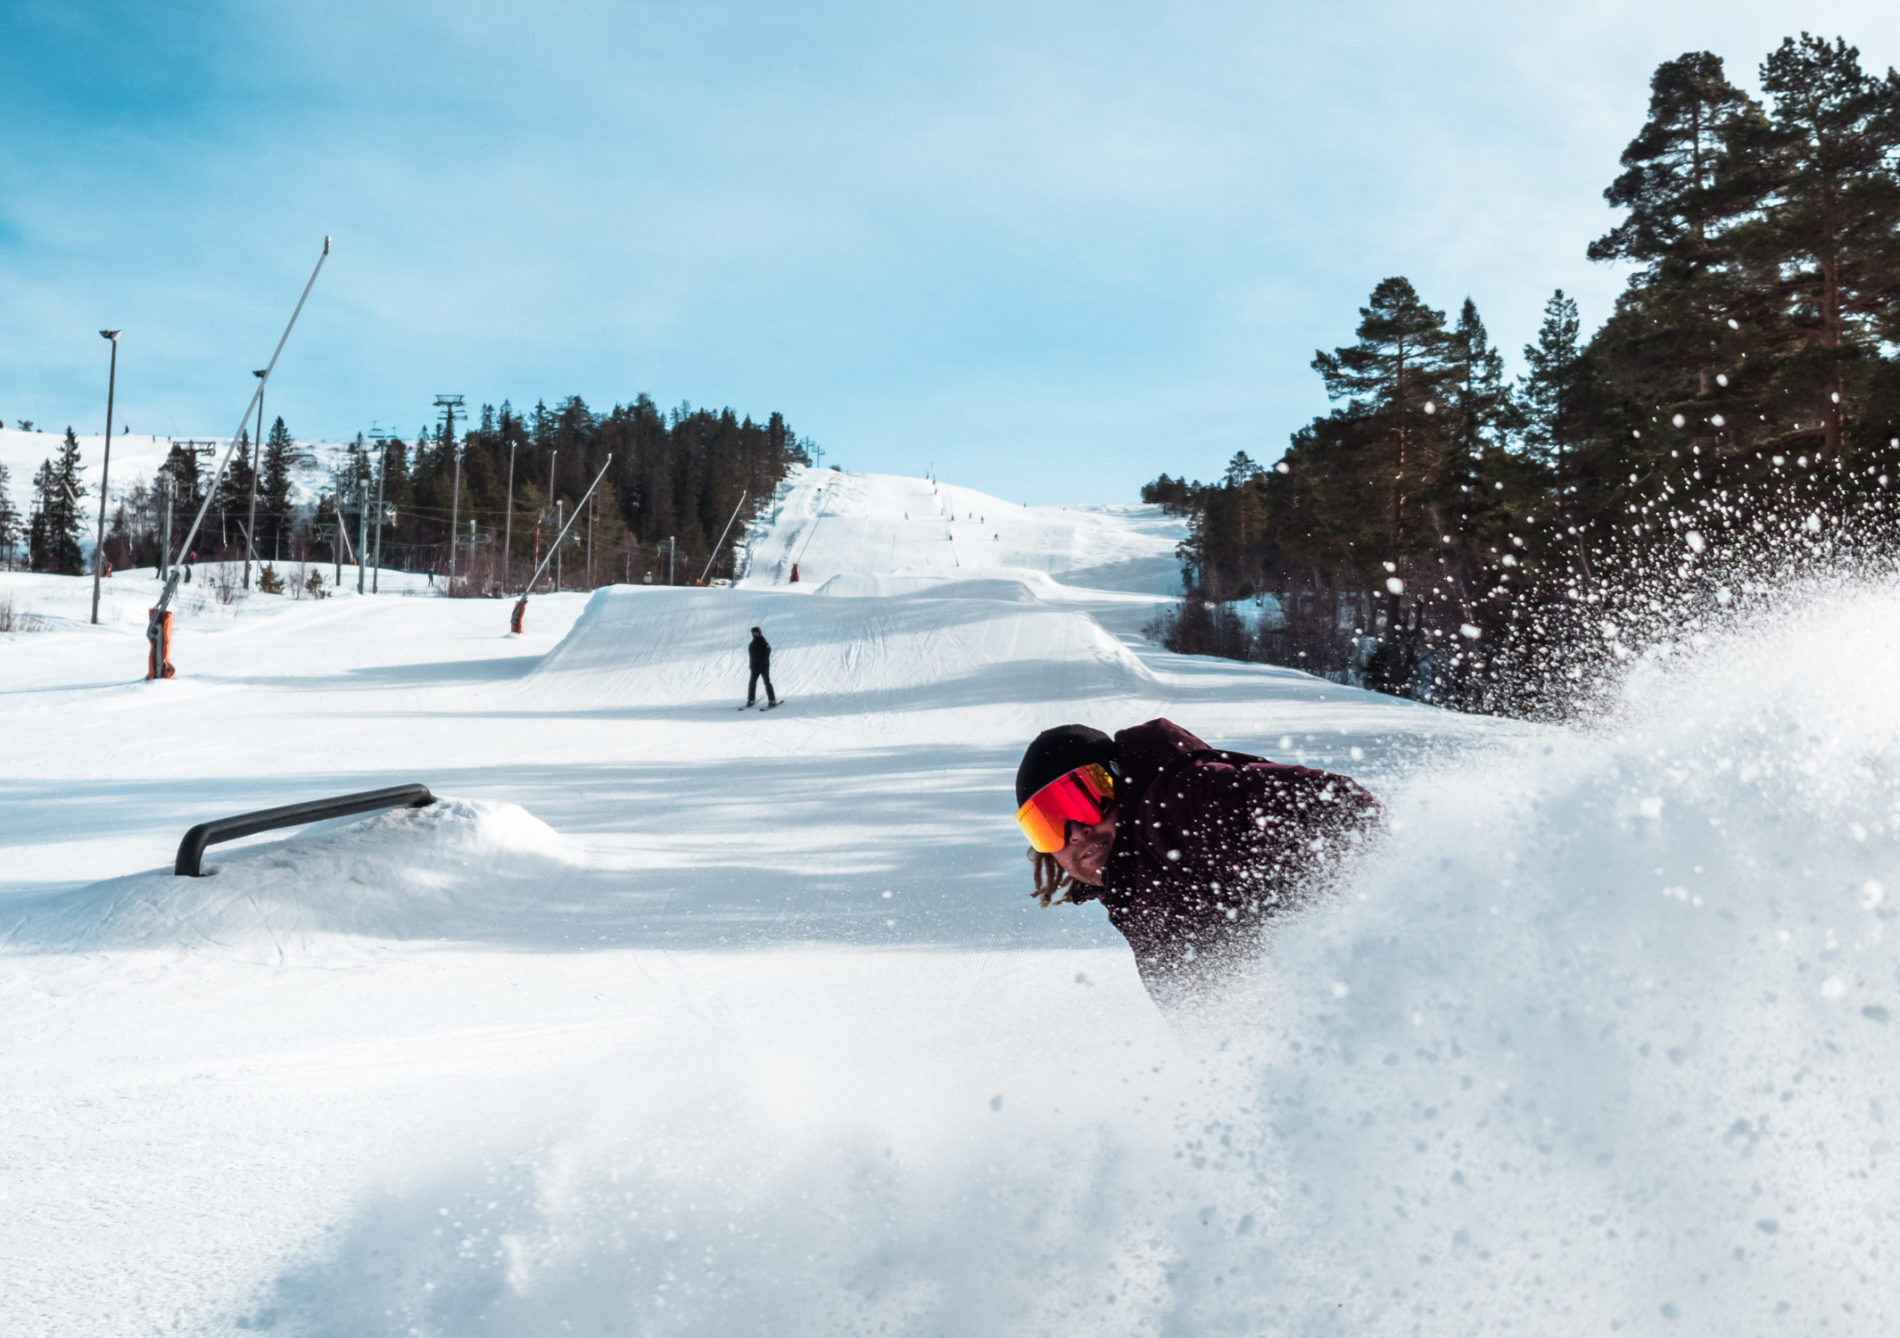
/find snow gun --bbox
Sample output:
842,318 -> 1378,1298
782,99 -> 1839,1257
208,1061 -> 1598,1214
508,455 -> 613,634
145,236 -> 331,680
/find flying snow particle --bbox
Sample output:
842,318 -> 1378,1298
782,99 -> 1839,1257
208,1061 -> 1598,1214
1822,976 -> 1847,1000
1637,796 -> 1664,819
1386,576 -> 1405,594
1423,401 -> 1437,415
1685,530 -> 1705,554
1459,623 -> 1482,640
1710,414 -> 1726,427
1671,413 -> 1687,428
1831,391 -> 1841,403
1862,881 -> 1886,911
1383,560 -> 1397,572
1805,513 -> 1823,533
1727,317 -> 1740,329
1716,373 -> 1729,387
1331,982 -> 1350,999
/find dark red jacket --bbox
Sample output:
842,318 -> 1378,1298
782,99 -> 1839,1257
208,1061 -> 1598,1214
1074,719 -> 1381,1003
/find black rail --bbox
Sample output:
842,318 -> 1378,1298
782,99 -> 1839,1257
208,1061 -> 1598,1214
173,783 -> 436,876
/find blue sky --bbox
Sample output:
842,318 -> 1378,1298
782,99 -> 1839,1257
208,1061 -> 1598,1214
4,1 -> 1897,502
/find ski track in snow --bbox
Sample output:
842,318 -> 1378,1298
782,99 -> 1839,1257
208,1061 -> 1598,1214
5,464 -> 1897,1335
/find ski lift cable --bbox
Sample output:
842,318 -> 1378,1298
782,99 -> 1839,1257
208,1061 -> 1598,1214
146,237 -> 331,661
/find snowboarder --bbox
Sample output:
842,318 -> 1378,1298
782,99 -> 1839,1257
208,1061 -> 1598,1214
1014,719 -> 1380,1007
746,626 -> 777,708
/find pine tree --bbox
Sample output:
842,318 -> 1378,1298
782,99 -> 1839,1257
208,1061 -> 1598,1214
1521,291 -> 1590,481
1732,34 -> 1900,458
0,459 -> 17,568
259,416 -> 304,560
215,429 -> 256,555
1311,277 -> 1457,549
29,429 -> 85,574
1447,298 -> 1518,469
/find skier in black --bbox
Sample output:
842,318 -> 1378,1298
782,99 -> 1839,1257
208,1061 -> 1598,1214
746,626 -> 777,708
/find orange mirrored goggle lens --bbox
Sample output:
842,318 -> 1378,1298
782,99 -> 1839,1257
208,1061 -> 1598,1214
1015,763 -> 1115,853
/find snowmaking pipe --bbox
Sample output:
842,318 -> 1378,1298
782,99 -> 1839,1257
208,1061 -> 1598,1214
510,455 -> 612,633
145,236 -> 332,677
696,489 -> 747,585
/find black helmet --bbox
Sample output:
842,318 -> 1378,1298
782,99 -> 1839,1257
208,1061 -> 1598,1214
1015,724 -> 1116,807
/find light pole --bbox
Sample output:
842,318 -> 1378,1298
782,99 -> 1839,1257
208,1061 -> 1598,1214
90,329 -> 122,625
245,369 -> 265,588
370,430 -> 389,594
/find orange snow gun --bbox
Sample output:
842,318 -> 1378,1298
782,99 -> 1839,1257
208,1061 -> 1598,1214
510,597 -> 528,634
146,608 -> 175,680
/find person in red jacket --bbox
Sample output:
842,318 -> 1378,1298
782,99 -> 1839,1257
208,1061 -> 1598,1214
1014,718 -> 1381,1005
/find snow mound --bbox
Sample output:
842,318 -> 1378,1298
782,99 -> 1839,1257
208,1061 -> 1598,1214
12,798 -> 585,953
810,569 -> 1060,602
526,583 -> 1157,718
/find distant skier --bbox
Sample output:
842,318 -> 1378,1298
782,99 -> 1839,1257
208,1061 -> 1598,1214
1013,719 -> 1380,1007
746,626 -> 777,708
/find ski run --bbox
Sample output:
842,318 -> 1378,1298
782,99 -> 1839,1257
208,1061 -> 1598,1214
5,464 -> 1899,1335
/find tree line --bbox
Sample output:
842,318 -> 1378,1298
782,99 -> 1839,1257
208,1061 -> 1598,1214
11,395 -> 812,591
1146,35 -> 1900,714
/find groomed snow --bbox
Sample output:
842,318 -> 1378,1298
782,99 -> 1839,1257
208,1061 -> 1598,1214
4,464 -> 1896,1335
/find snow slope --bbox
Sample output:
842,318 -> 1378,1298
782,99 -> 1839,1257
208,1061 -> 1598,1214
5,464 -> 1895,1335
0,424 -> 348,555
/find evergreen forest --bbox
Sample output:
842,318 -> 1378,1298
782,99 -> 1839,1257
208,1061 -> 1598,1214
1146,36 -> 1900,714
86,395 -> 810,592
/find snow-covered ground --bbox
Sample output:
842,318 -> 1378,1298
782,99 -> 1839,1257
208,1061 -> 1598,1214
4,465 -> 1897,1335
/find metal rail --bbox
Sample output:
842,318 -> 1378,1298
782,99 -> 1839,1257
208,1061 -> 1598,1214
173,783 -> 435,876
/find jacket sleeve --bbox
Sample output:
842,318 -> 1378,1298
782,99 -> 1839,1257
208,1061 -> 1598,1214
1141,755 -> 1381,881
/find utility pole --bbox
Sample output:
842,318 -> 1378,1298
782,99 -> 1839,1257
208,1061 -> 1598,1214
545,449 -> 557,591
355,452 -> 370,594
663,535 -> 676,586
369,429 -> 390,594
435,394 -> 465,589
244,369 -> 265,588
585,487 -> 594,588
502,438 -> 516,589
90,329 -> 121,624
554,499 -> 564,591
158,475 -> 172,581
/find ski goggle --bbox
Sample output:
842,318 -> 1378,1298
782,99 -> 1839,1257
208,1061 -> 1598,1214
1015,763 -> 1116,854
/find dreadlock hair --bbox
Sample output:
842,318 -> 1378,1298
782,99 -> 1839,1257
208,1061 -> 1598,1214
1029,847 -> 1079,907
